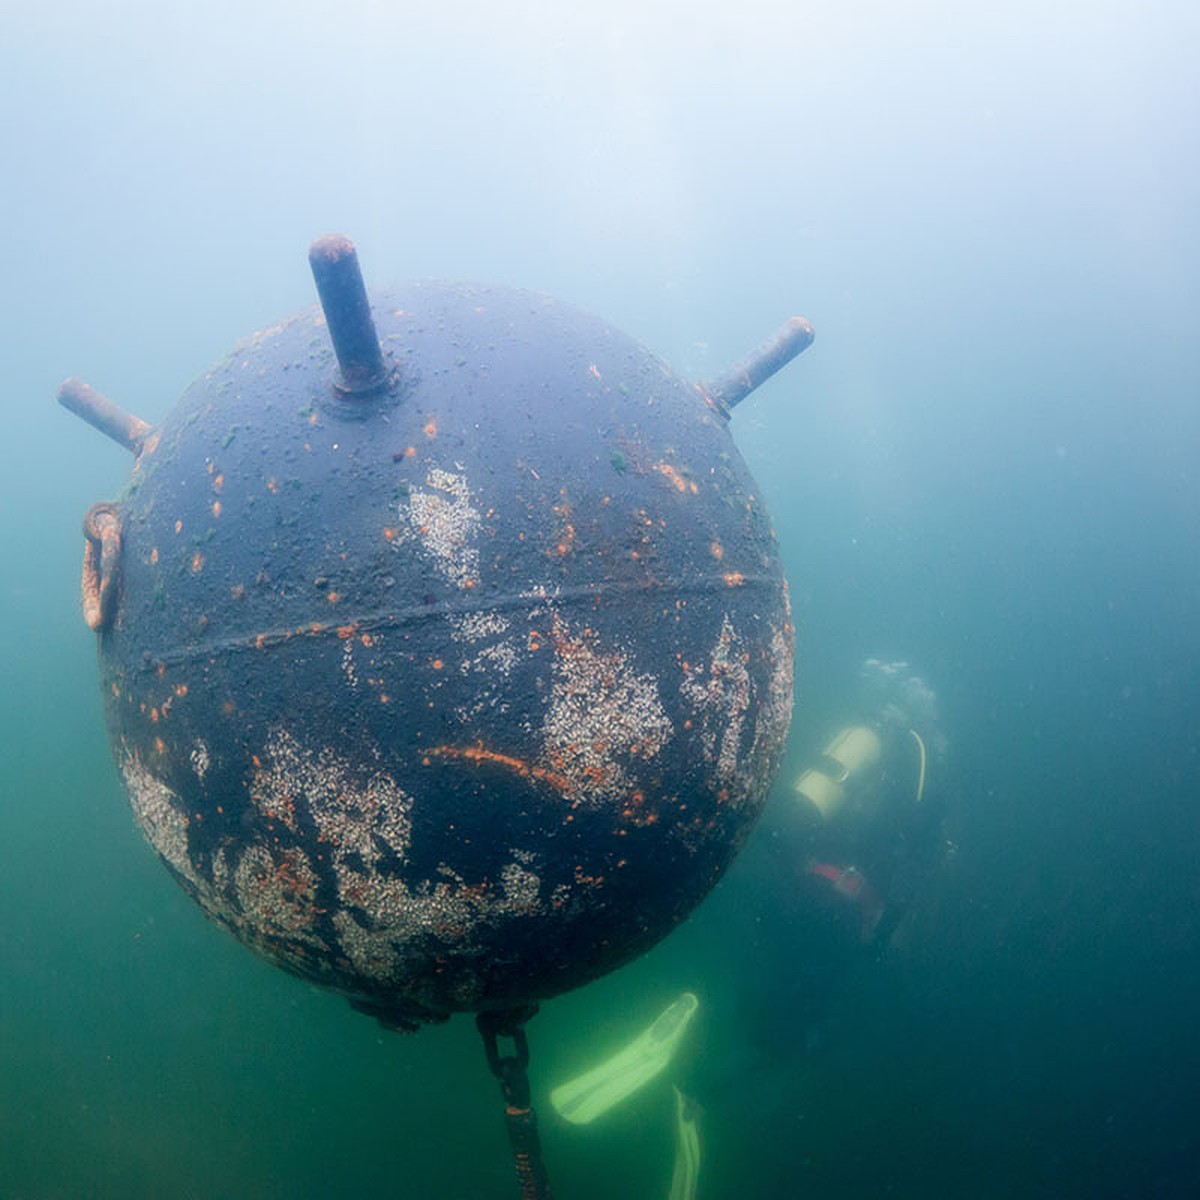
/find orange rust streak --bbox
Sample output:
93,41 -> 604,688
654,462 -> 689,492
430,743 -> 572,795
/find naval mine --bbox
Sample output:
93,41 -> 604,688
59,235 -> 812,1035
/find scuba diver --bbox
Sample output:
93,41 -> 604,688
547,659 -> 950,1200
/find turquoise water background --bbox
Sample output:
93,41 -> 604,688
2,2 -> 1198,1196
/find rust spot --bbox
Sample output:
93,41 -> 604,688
266,477 -> 279,494
191,551 -> 204,574
174,519 -> 183,535
722,572 -> 745,587
431,658 -> 444,670
336,624 -> 358,639
326,591 -> 341,604
360,633 -> 374,647
654,462 -> 690,493
174,684 -> 188,698
382,526 -> 398,541
150,547 -> 159,565
430,743 -> 572,795
149,707 -> 159,723
213,473 -> 224,493
153,737 -> 166,755
710,540 -> 724,560
212,500 -> 222,519
423,417 -> 438,438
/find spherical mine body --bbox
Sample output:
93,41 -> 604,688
99,283 -> 793,1027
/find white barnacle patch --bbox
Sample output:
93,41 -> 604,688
470,640 -> 520,674
211,845 -> 231,893
119,753 -> 290,947
453,610 -> 510,645
450,609 -> 521,710
403,466 -> 481,590
250,726 -> 554,996
540,612 -> 672,804
233,843 -> 321,941
680,615 -> 752,793
330,850 -> 546,1003
744,612 -> 795,793
252,726 -> 413,863
452,611 -> 519,673
121,753 -> 194,881
190,739 -> 211,782
498,860 -> 541,915
121,747 -> 330,976
341,638 -> 359,689
759,617 -> 795,752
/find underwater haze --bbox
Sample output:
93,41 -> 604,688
3,0 -> 1198,1196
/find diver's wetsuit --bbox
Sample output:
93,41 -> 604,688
735,717 -> 947,1063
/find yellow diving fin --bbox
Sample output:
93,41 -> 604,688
667,1085 -> 702,1200
549,992 -> 699,1125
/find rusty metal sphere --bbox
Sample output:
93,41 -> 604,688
63,238 -> 806,1030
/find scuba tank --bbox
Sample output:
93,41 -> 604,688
792,724 -> 883,822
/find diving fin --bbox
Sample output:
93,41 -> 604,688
667,1085 -> 702,1200
549,991 -> 699,1125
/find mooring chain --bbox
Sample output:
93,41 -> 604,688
477,1005 -> 554,1200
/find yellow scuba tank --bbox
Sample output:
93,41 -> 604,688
793,725 -> 883,821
